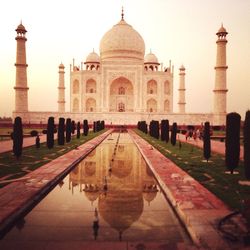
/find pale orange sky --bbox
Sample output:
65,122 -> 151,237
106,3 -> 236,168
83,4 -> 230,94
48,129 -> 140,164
0,0 -> 249,118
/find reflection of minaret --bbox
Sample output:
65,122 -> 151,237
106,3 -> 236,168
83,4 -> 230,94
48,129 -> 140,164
178,65 -> 186,113
14,22 -> 29,112
214,25 -> 228,115
93,208 -> 99,240
58,63 -> 65,112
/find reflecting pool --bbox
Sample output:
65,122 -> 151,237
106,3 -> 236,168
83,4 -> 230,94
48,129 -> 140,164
1,132 -> 191,245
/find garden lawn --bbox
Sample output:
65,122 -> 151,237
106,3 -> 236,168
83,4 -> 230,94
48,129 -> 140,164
135,129 -> 250,217
0,130 -> 106,188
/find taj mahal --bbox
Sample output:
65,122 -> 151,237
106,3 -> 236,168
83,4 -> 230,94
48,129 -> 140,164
13,10 -> 228,125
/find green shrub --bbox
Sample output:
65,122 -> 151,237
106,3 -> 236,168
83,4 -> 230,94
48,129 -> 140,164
47,117 -> 54,149
30,130 -> 38,137
244,110 -> 250,179
203,121 -> 211,162
170,122 -> 177,146
13,116 -> 23,158
58,117 -> 65,145
66,118 -> 72,143
225,112 -> 241,174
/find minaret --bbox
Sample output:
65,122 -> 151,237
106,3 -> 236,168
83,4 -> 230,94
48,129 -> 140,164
14,22 -> 29,112
213,24 -> 228,115
58,63 -> 65,112
178,65 -> 186,113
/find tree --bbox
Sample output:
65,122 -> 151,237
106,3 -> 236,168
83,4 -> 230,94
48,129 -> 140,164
142,121 -> 148,134
149,120 -> 159,139
96,120 -> 101,131
225,112 -> 241,174
244,110 -> 250,179
66,118 -> 72,143
171,122 -> 177,146
13,116 -> 23,158
58,117 -> 65,145
203,121 -> 211,162
166,120 -> 170,143
100,120 -> 105,130
77,121 -> 81,139
161,120 -> 168,141
93,121 -> 96,133
83,119 -> 89,136
71,120 -> 76,134
47,117 -> 54,149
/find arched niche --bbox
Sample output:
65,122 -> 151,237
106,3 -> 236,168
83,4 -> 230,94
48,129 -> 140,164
86,79 -> 96,93
86,98 -> 96,112
109,77 -> 134,112
73,79 -> 79,94
147,98 -> 157,112
147,79 -> 157,94
164,80 -> 170,94
164,99 -> 170,112
73,98 -> 79,112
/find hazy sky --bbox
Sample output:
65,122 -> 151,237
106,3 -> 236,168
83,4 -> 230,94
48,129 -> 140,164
0,0 -> 249,118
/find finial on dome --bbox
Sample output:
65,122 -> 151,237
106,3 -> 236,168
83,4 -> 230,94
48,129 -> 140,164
121,6 -> 124,20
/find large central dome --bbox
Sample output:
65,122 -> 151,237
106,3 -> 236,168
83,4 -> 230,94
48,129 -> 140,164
100,18 -> 145,61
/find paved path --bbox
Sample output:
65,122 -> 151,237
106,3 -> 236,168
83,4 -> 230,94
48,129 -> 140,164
178,133 -> 244,160
0,130 -> 112,238
129,130 -> 248,250
0,135 -> 47,154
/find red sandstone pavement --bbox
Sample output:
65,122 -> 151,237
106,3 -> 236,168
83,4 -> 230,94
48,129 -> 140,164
177,133 -> 244,160
0,135 -> 47,154
128,130 -> 248,250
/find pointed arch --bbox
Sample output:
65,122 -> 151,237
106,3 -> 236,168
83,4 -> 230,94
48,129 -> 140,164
109,77 -> 134,112
73,98 -> 79,112
73,79 -> 79,94
164,80 -> 170,94
164,99 -> 170,112
147,79 -> 157,94
147,98 -> 157,112
86,79 -> 96,93
86,98 -> 96,112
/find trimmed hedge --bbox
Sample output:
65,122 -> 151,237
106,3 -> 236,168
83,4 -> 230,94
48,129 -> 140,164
46,117 -> 54,149
30,130 -> 38,137
170,122 -> 177,146
244,110 -> 250,179
225,112 -> 241,174
203,121 -> 211,162
13,116 -> 23,158
58,117 -> 65,145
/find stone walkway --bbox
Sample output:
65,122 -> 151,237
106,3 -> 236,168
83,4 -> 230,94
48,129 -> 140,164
0,130 -> 112,238
0,135 -> 47,154
129,130 -> 248,250
177,133 -> 244,160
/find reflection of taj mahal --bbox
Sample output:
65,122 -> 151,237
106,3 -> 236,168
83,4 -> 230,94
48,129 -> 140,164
68,133 -> 159,238
13,10 -> 228,125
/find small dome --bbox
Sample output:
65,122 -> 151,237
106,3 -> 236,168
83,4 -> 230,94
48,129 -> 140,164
179,64 -> 185,70
16,23 -> 27,33
100,19 -> 145,61
59,63 -> 65,69
216,25 -> 228,35
85,51 -> 100,63
144,52 -> 159,64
